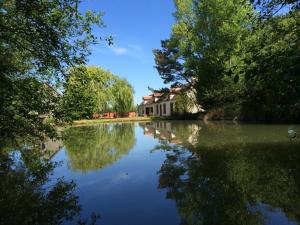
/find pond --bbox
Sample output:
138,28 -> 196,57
52,121 -> 300,225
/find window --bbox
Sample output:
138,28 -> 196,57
156,105 -> 159,115
163,104 -> 166,114
170,103 -> 174,115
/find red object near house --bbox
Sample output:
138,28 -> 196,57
92,113 -> 101,119
92,112 -> 136,119
117,112 -> 137,118
102,112 -> 116,119
126,112 -> 137,117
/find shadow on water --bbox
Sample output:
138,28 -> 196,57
63,123 -> 136,172
0,147 -> 99,225
142,121 -> 300,225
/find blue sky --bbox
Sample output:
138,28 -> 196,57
79,0 -> 175,104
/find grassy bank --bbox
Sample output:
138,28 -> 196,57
72,117 -> 152,126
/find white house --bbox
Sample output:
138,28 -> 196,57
138,85 -> 202,117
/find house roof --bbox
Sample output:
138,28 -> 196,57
153,92 -> 164,97
143,96 -> 152,100
140,84 -> 190,106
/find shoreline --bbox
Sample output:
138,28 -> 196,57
72,117 -> 153,126
70,116 -> 300,127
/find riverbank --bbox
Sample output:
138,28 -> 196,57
72,117 -> 153,126
66,115 -> 299,128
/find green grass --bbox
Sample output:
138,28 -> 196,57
72,117 -> 153,125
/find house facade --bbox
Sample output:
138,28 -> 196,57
138,86 -> 202,117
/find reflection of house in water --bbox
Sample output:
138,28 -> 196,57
140,121 -> 201,146
141,122 -> 182,144
187,124 -> 201,146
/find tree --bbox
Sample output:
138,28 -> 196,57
174,92 -> 195,115
0,2 -> 109,223
154,0 -> 300,122
154,0 -> 255,110
111,78 -> 135,114
0,0 -> 110,141
62,66 -> 135,120
0,0 -> 111,81
250,0 -> 300,17
239,9 -> 300,121
0,77 -> 61,143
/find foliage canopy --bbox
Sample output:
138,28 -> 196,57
154,0 -> 300,121
62,66 -> 135,120
0,0 -> 109,140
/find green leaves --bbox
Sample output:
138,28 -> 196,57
0,0 -> 110,140
154,0 -> 254,110
240,10 -> 300,121
234,75 -> 240,83
0,76 -> 60,143
62,66 -> 135,120
1,0 -> 107,80
154,0 -> 300,121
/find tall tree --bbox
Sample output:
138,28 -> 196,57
0,0 -> 110,141
111,78 -> 135,114
62,66 -> 135,120
154,0 -> 255,110
0,0 -> 111,80
154,0 -> 300,121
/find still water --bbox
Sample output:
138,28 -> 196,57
52,121 -> 300,225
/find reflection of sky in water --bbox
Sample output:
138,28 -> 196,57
51,122 -> 300,225
53,125 -> 180,225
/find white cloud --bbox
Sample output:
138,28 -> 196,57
107,43 -> 143,58
127,44 -> 142,52
109,46 -> 128,55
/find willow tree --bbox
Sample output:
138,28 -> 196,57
62,66 -> 135,119
111,78 -> 135,114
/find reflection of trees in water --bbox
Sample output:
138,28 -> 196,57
156,128 -> 300,225
145,122 -> 297,151
0,148 -> 99,225
64,123 -> 136,172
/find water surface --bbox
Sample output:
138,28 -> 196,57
52,121 -> 300,225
